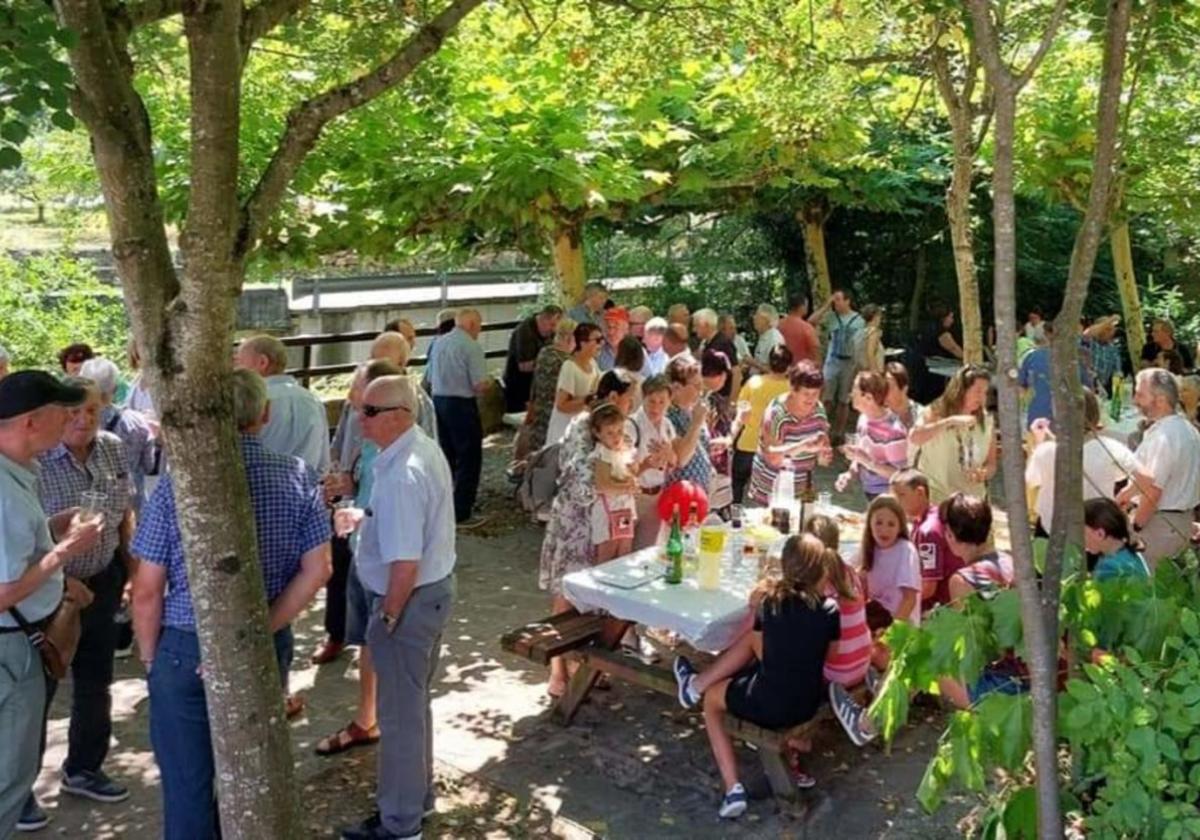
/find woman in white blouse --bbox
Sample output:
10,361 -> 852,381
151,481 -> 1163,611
545,322 -> 603,444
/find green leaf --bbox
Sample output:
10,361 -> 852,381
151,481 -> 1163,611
1002,786 -> 1038,839
0,146 -> 22,170
49,110 -> 76,132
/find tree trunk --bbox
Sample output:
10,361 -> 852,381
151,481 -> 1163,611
1110,218 -> 1146,367
798,200 -> 832,302
551,220 -> 586,304
945,143 -> 985,364
989,83 -> 1064,838
909,243 -> 927,333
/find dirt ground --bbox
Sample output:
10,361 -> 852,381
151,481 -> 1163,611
36,432 -> 977,838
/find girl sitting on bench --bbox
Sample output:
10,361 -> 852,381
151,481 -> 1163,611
672,534 -> 840,819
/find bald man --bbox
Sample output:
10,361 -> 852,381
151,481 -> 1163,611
428,310 -> 489,527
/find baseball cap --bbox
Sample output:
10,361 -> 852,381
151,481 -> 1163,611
0,370 -> 88,420
603,307 -> 630,323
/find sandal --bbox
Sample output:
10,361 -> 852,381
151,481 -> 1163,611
315,721 -> 381,756
285,694 -> 306,720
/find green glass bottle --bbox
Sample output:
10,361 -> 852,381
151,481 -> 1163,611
665,504 -> 684,584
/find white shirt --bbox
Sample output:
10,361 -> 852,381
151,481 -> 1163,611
354,426 -> 456,596
260,374 -> 331,474
1025,436 -> 1143,530
546,358 -> 600,445
754,327 -> 785,365
1136,413 -> 1200,512
632,407 -> 676,488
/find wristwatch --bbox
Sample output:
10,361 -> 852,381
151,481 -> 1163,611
381,610 -> 400,633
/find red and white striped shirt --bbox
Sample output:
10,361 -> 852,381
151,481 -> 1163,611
823,568 -> 872,687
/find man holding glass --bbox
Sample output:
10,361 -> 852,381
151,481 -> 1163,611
131,369 -> 332,838
33,377 -> 136,814
338,375 -> 456,840
0,371 -> 103,836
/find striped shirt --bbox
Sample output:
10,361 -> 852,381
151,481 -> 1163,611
823,572 -> 872,687
747,397 -> 828,505
856,410 -> 909,496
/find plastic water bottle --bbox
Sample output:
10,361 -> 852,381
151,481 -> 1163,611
728,504 -> 745,567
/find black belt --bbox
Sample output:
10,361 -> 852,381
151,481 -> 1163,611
834,354 -> 852,361
1159,509 -> 1189,514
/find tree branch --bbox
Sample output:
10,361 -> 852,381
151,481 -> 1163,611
1014,0 -> 1070,89
120,0 -> 186,28
240,0 -> 310,55
236,0 -> 486,257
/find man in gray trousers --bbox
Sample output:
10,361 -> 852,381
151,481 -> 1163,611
339,375 -> 456,840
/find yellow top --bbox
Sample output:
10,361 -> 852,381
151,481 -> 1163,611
736,374 -> 792,454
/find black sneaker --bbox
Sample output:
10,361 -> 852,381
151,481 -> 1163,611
16,795 -> 49,832
61,768 -> 130,803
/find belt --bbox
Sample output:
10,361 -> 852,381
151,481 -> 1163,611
640,485 -> 663,495
0,625 -> 25,634
1158,509 -> 1190,514
834,354 -> 853,361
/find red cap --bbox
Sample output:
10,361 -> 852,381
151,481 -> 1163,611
603,307 -> 629,323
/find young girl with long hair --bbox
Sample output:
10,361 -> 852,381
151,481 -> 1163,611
858,494 -> 921,631
671,535 -> 840,818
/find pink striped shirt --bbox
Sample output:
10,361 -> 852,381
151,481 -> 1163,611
857,410 -> 909,496
823,572 -> 872,687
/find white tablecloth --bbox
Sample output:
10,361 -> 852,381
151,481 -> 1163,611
562,505 -> 863,652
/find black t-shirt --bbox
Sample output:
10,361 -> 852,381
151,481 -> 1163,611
1141,340 -> 1193,372
503,316 -> 547,409
753,594 -> 840,713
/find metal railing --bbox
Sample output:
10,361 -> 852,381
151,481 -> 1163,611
281,319 -> 520,386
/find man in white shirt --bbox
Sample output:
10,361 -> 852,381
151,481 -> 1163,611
339,375 -> 456,840
1118,368 -> 1200,566
235,335 -> 331,474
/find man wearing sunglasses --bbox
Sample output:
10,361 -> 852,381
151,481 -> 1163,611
340,375 -> 456,840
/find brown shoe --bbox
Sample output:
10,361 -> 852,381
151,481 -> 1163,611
285,693 -> 306,720
315,720 -> 380,756
311,639 -> 346,665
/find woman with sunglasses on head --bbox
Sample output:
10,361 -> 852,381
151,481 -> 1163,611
909,365 -> 996,502
545,323 -> 603,446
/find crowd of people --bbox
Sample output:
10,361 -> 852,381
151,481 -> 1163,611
2,283 -> 1200,833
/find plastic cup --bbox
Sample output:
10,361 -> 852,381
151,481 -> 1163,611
80,490 -> 107,523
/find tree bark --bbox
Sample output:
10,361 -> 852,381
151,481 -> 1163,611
552,219 -> 587,303
930,39 -> 987,364
1048,0 -> 1132,637
1110,218 -> 1146,367
964,0 -> 1071,833
798,199 -> 832,302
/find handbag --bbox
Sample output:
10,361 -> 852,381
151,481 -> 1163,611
8,583 -> 86,680
600,494 -> 635,541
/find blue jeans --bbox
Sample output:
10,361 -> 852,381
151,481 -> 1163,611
148,626 -> 293,840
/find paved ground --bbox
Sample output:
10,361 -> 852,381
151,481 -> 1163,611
35,432 -> 977,838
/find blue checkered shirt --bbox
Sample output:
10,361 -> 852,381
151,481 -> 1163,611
37,432 -> 131,579
131,434 -> 331,630
667,403 -> 712,489
101,404 -> 158,513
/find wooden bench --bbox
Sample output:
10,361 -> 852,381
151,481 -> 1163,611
500,616 -> 870,801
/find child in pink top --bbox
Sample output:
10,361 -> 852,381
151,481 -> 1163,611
804,514 -> 871,688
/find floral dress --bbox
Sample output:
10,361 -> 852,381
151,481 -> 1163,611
538,413 -> 598,595
528,346 -> 571,454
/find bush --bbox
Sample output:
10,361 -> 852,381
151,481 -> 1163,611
0,250 -> 129,370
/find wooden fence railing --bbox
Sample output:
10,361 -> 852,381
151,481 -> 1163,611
281,320 -> 520,386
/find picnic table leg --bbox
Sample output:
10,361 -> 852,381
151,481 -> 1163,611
552,618 -> 632,726
759,747 -> 797,802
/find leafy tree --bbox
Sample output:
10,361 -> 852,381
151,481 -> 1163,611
0,3 -> 76,170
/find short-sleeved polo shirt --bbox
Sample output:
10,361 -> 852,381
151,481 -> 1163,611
354,427 -> 456,596
37,432 -> 131,579
131,435 -> 330,630
0,453 -> 63,626
429,327 -> 487,399
260,374 -> 332,474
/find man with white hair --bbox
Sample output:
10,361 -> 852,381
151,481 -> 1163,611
370,332 -> 411,369
338,375 -> 456,840
747,304 -> 785,373
132,368 -> 331,838
1117,367 -> 1200,565
692,308 -> 738,365
0,371 -> 103,836
0,344 -> 9,380
235,334 -> 331,474
628,306 -> 653,340
641,317 -> 670,376
80,357 -> 159,513
429,309 -> 489,528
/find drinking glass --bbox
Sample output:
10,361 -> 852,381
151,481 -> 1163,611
817,491 -> 832,510
80,490 -> 107,523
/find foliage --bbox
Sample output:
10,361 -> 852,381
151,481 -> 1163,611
878,555 -> 1200,837
0,3 -> 76,170
0,251 -> 128,368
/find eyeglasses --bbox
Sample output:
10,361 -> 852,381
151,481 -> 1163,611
361,404 -> 410,418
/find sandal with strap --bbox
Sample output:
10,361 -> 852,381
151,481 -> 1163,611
315,721 -> 380,756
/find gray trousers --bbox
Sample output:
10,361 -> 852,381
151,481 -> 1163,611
1140,510 -> 1194,568
0,633 -> 44,837
367,575 -> 455,837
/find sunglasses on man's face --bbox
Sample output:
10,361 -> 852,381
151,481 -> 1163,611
361,403 -> 410,418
